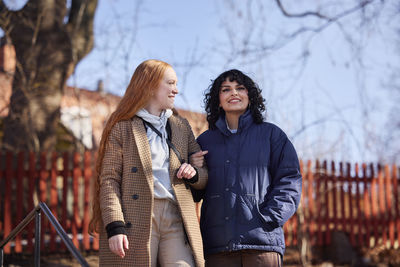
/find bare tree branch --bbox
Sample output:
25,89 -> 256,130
67,0 -> 98,64
275,0 -> 331,20
275,0 -> 374,21
239,0 -> 378,56
0,0 -> 16,32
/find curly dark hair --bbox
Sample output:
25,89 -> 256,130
204,69 -> 266,129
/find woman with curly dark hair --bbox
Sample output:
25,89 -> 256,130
190,69 -> 302,266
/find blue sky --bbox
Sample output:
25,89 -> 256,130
70,0 -> 222,109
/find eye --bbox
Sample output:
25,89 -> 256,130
237,86 -> 246,91
220,88 -> 230,93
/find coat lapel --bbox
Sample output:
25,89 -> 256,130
131,116 -> 154,187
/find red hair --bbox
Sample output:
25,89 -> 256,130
89,59 -> 172,233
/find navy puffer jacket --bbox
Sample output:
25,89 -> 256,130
197,111 -> 302,256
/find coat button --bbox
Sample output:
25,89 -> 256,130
226,160 -> 230,163
225,216 -> 229,220
132,194 -> 139,200
125,222 -> 132,228
131,167 -> 138,173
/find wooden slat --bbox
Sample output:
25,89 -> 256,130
39,152 -> 48,251
49,152 -> 58,251
347,162 -> 355,246
385,165 -> 394,248
299,159 -> 306,247
72,152 -> 81,249
393,165 -> 400,247
82,151 -> 92,250
362,163 -> 371,247
355,163 -> 363,245
3,152 -> 13,253
339,162 -> 345,232
377,165 -> 386,246
315,160 -> 323,246
15,152 -> 24,253
60,152 -> 69,252
332,161 -> 338,232
307,160 -> 316,245
292,215 -> 298,246
26,152 -> 36,253
371,164 -> 379,247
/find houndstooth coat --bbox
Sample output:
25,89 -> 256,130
98,115 -> 207,267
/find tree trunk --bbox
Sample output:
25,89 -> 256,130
0,0 -> 98,151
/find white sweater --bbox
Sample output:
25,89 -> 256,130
136,109 -> 176,201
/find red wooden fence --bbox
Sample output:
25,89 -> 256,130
0,151 -> 99,254
283,160 -> 400,249
0,151 -> 399,254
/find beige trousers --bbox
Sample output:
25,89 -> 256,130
151,198 -> 195,267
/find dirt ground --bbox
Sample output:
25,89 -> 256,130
2,247 -> 400,267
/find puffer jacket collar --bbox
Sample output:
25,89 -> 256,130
215,110 -> 254,136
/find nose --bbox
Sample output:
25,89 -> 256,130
231,88 -> 238,95
172,85 -> 178,95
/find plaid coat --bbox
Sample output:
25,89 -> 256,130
99,115 -> 207,267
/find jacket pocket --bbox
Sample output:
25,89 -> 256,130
202,194 -> 224,227
238,194 -> 259,225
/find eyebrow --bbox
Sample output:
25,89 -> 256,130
221,84 -> 244,88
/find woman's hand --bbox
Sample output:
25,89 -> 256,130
189,150 -> 208,168
109,234 -> 129,258
177,163 -> 197,179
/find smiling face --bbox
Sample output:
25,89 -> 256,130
147,67 -> 178,115
219,78 -> 249,116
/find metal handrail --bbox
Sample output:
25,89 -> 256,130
0,202 -> 89,267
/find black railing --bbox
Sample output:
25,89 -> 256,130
0,202 -> 89,267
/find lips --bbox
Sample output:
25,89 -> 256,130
228,98 -> 241,103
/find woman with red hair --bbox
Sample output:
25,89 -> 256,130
89,59 -> 207,267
